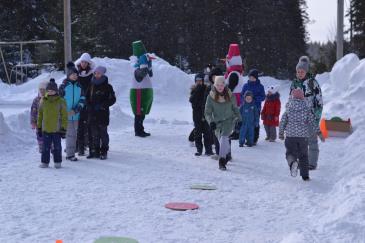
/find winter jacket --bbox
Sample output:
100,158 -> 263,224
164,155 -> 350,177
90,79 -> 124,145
31,96 -> 42,126
37,95 -> 68,133
86,76 -> 116,126
189,84 -> 208,124
240,101 -> 259,127
261,93 -> 281,127
59,79 -> 85,121
205,87 -> 241,136
279,98 -> 320,138
240,79 -> 266,110
290,73 -> 323,123
77,66 -> 93,93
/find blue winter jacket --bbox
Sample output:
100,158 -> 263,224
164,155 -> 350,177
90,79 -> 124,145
59,80 -> 85,121
240,101 -> 259,127
240,79 -> 266,110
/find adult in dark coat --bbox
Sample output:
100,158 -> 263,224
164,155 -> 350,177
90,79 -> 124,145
86,66 -> 116,160
189,73 -> 213,156
75,53 -> 95,156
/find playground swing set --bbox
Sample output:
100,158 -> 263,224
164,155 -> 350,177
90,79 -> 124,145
0,40 -> 56,85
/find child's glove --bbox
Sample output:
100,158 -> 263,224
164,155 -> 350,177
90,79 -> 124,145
210,122 -> 216,131
318,132 -> 325,142
59,128 -> 66,139
279,134 -> 285,140
37,128 -> 43,138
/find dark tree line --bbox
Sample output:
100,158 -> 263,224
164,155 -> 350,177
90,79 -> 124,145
348,0 -> 365,58
1,0 -> 309,81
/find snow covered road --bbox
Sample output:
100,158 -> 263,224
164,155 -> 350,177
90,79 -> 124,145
1,54 -> 365,242
0,118 -> 350,243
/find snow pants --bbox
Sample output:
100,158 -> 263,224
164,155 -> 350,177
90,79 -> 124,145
239,123 -> 254,146
218,136 -> 230,159
66,120 -> 78,157
264,125 -> 277,141
285,137 -> 309,178
36,130 -> 43,153
90,124 -> 109,156
42,132 -> 62,164
194,120 -> 213,154
77,109 -> 91,153
308,126 -> 319,168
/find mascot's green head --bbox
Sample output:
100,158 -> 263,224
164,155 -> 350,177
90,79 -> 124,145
132,40 -> 147,57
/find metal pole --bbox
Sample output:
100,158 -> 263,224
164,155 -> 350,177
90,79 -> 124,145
337,0 -> 344,60
64,0 -> 72,70
0,47 -> 11,84
20,43 -> 23,84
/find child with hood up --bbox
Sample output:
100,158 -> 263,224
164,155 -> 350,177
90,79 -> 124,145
239,91 -> 259,147
75,53 -> 95,156
261,86 -> 281,142
31,79 -> 49,153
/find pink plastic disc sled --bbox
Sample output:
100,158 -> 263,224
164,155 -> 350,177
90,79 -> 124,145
165,202 -> 199,211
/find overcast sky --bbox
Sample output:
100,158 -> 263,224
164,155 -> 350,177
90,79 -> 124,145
306,0 -> 350,43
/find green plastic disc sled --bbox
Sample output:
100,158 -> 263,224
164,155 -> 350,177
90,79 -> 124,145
190,184 -> 217,190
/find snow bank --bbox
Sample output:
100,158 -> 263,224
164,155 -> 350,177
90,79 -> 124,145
0,111 -> 33,154
313,54 -> 365,241
0,56 -> 193,105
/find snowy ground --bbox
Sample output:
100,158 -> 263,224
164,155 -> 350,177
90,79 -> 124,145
0,55 -> 364,243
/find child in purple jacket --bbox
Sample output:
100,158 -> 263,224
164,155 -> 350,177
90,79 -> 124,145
30,80 -> 49,153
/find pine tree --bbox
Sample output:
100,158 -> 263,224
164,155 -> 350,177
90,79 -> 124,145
349,0 -> 365,58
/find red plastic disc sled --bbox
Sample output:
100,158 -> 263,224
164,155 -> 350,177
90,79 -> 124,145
165,202 -> 199,211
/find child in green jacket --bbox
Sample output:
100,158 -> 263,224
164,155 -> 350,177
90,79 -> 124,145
37,79 -> 68,168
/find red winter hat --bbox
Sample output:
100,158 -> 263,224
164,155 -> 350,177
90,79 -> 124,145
292,89 -> 304,100
225,44 -> 243,78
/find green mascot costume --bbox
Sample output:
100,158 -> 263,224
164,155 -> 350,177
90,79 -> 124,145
130,40 -> 154,137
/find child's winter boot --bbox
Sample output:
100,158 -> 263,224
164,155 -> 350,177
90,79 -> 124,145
39,163 -> 49,168
54,163 -> 62,169
219,158 -> 227,171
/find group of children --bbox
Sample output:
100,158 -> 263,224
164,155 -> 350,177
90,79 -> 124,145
31,53 -> 116,168
190,67 -> 279,170
190,54 -> 325,180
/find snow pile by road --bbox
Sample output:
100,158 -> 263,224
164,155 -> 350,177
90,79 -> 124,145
311,54 -> 365,241
0,56 -> 193,106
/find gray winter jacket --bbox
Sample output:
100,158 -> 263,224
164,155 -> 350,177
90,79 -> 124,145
279,98 -> 320,138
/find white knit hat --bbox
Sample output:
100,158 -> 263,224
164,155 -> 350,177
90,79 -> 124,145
214,76 -> 225,88
38,80 -> 49,90
79,53 -> 92,64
